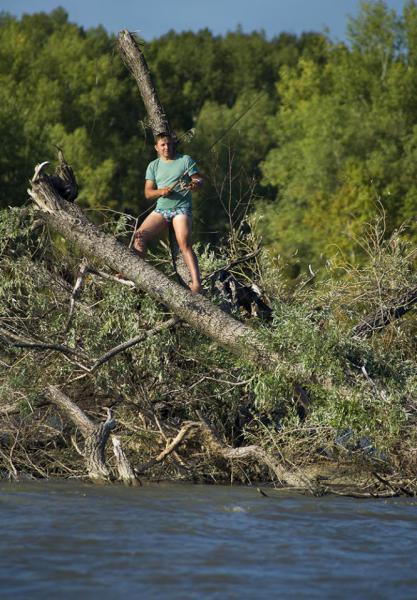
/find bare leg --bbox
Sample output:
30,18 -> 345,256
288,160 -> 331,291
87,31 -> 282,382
134,211 -> 168,255
172,214 -> 202,294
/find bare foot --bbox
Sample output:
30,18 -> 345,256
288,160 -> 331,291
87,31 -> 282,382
189,282 -> 202,295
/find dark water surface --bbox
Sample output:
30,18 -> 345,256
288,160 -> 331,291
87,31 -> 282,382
0,481 -> 416,599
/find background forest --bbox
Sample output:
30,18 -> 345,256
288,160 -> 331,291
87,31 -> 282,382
2,1 -> 417,279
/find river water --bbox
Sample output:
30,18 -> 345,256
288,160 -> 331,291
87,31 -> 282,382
0,481 -> 416,599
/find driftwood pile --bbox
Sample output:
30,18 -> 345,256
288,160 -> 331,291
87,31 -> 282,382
2,30 -> 416,497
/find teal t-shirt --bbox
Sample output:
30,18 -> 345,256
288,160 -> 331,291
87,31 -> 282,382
145,154 -> 199,210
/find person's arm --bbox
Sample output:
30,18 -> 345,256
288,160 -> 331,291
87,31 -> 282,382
144,179 -> 172,201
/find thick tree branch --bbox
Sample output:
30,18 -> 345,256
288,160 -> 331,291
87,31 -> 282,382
117,30 -> 172,138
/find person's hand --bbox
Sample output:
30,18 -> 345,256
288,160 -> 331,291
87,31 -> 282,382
187,177 -> 203,191
159,186 -> 172,197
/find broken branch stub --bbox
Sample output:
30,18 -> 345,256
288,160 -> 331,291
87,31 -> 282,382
46,386 -> 138,485
117,29 -> 172,139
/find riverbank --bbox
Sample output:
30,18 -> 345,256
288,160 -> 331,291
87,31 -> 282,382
1,206 -> 417,495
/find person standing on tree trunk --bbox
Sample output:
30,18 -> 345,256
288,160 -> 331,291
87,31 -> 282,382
134,133 -> 203,294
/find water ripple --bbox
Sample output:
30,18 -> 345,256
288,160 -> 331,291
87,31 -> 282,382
0,481 -> 416,599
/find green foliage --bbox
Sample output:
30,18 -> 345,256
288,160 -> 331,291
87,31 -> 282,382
4,2 -> 417,274
258,0 -> 417,275
2,4 -> 417,482
0,9 -> 327,240
1,207 -> 417,481
0,9 -> 149,212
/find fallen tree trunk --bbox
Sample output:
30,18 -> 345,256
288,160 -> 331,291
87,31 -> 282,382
28,170 -> 278,368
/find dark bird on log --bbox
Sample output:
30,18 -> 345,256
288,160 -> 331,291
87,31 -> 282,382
49,146 -> 78,202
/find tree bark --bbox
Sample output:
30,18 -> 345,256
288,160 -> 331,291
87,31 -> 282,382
117,29 -> 172,138
112,436 -> 140,485
46,385 -> 139,485
46,385 -> 112,482
29,172 -> 278,368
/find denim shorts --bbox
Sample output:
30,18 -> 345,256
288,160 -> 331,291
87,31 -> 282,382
154,206 -> 192,223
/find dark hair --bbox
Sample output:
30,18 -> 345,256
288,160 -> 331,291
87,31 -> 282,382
155,132 -> 172,141
154,132 -> 178,145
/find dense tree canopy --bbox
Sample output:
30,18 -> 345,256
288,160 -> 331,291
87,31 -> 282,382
0,8 -> 325,231
1,2 -> 417,276
259,0 -> 417,275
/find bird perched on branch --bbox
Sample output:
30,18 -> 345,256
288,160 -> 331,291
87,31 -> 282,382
49,146 -> 78,202
31,147 -> 78,202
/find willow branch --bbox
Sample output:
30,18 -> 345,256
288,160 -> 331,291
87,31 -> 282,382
0,326 -> 88,360
89,317 -> 179,373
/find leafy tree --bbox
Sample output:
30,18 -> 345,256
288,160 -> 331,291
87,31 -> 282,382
258,0 -> 417,276
187,91 -> 274,240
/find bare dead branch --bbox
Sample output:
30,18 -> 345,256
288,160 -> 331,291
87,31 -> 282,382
46,386 -> 139,484
87,267 -> 135,287
353,285 -> 417,337
137,422 -> 200,473
117,30 -> 172,138
89,317 -> 179,373
0,447 -> 18,480
196,411 -> 314,491
64,257 -> 89,332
